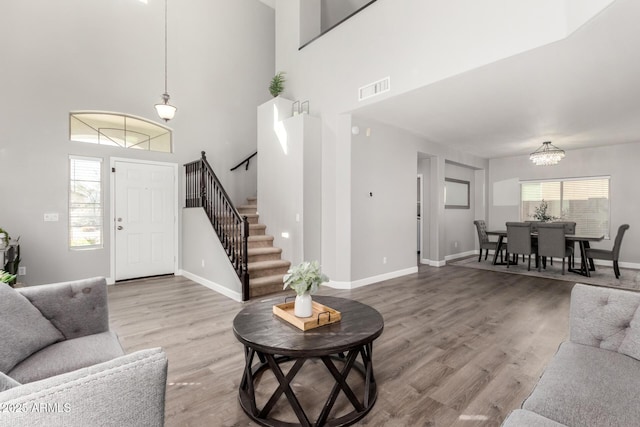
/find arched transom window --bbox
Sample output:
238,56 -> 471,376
70,111 -> 172,153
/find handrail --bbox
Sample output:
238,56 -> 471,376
185,151 -> 250,301
230,151 -> 257,171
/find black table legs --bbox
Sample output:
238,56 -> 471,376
491,235 -> 507,265
568,241 -> 595,277
238,345 -> 377,427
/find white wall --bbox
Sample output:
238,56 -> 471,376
257,98 -> 321,265
488,142 -> 640,265
347,116 -> 488,280
350,118 -> 419,281
181,208 -> 242,301
0,0 -> 274,285
321,0 -> 373,33
565,0 -> 615,33
276,0 -> 569,116
273,0 -> 573,281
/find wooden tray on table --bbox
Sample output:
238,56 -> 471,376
273,300 -> 341,331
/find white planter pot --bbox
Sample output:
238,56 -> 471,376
294,292 -> 313,318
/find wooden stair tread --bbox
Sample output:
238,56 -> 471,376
248,247 -> 282,255
248,235 -> 274,242
248,260 -> 291,271
250,274 -> 287,287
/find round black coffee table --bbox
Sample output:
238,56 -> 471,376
233,296 -> 384,427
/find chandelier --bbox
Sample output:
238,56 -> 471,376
154,0 -> 177,122
530,141 -> 565,166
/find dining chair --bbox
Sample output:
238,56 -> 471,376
525,221 -> 543,233
537,223 -> 573,275
473,220 -> 503,262
506,222 -> 537,271
523,221 -> 544,262
554,221 -> 576,234
551,221 -> 577,267
585,224 -> 630,279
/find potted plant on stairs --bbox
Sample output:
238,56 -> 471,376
283,261 -> 329,318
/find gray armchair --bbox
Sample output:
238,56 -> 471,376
585,224 -> 630,278
0,277 -> 167,426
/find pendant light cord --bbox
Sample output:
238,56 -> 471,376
163,0 -> 168,94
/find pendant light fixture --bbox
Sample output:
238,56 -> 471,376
530,141 -> 565,166
155,0 -> 176,122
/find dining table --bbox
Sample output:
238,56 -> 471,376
486,230 -> 605,277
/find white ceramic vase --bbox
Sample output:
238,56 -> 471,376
294,292 -> 313,317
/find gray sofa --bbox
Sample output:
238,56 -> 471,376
502,283 -> 640,426
0,277 -> 168,426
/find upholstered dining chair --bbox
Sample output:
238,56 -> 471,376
506,222 -> 537,271
524,220 -> 544,233
537,223 -> 573,275
474,220 -> 503,262
556,221 -> 577,267
585,224 -> 630,279
554,221 -> 577,234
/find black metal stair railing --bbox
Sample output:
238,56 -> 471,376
185,151 -> 250,301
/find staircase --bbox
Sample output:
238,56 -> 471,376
238,197 -> 291,298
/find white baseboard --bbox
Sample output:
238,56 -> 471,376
445,250 -> 477,262
421,258 -> 446,267
178,270 -> 243,302
618,261 -> 640,270
421,251 -> 476,267
325,266 -> 419,290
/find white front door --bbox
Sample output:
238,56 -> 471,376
114,160 -> 176,281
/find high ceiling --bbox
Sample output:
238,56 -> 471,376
353,0 -> 640,159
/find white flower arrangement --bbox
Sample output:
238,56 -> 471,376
283,261 -> 329,296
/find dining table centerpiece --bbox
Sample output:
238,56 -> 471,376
532,199 -> 559,222
283,260 -> 329,318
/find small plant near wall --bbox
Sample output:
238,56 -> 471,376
0,270 -> 16,285
269,71 -> 286,97
532,199 -> 559,222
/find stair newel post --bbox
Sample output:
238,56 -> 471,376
199,151 -> 207,210
241,215 -> 250,301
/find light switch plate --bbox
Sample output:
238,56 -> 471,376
44,213 -> 59,222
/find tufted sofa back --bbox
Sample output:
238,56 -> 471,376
570,283 -> 640,361
17,277 -> 109,340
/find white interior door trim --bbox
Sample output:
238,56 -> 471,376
109,157 -> 179,284
417,173 -> 424,258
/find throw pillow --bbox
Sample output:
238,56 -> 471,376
0,285 -> 64,373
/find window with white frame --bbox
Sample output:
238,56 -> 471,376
69,156 -> 103,249
520,176 -> 610,238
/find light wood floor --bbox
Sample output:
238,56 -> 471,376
107,264 -> 574,427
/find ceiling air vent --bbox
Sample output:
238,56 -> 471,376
358,76 -> 390,101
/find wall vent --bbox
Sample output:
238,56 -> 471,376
358,76 -> 390,101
